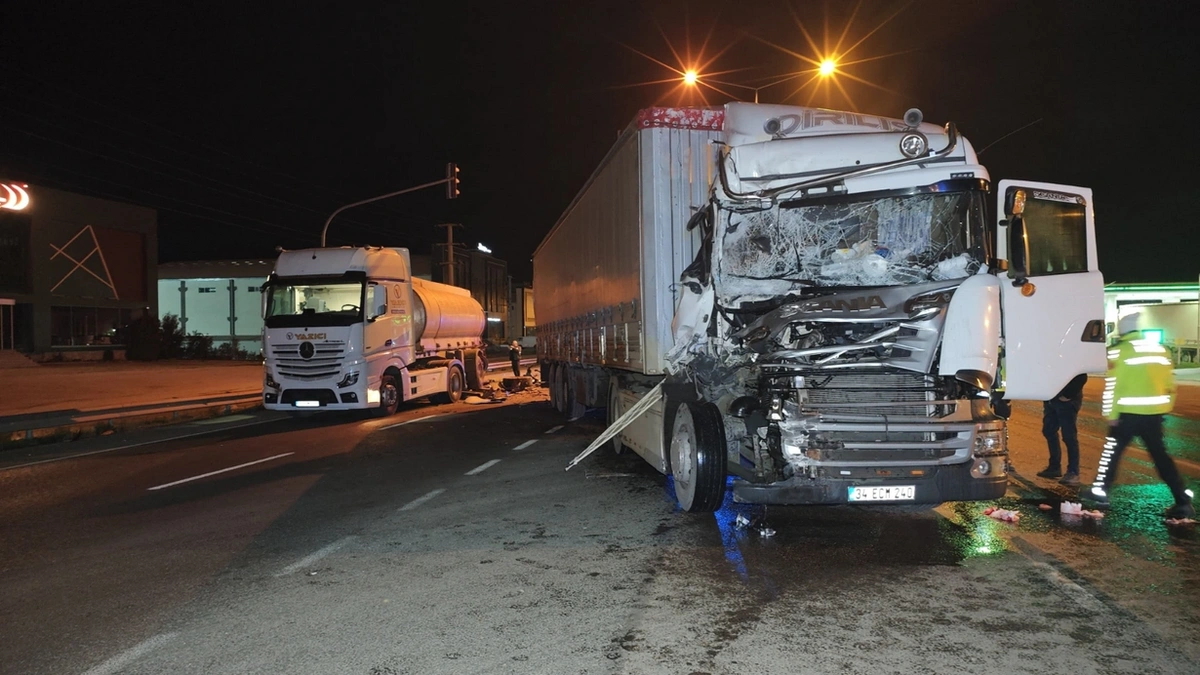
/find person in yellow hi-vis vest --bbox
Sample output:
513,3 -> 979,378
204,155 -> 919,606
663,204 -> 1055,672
1087,312 -> 1193,519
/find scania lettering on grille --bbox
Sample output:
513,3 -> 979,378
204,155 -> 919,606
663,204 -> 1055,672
801,295 -> 887,313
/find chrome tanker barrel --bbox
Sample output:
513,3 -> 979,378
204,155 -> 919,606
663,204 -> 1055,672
410,277 -> 485,344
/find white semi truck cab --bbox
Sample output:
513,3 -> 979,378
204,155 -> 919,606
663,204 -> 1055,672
261,246 -> 486,416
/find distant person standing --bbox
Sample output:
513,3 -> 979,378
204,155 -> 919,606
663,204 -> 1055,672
1037,372 -> 1089,486
508,340 -> 522,377
1087,313 -> 1193,519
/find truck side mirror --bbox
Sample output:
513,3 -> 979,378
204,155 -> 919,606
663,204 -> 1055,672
369,284 -> 388,321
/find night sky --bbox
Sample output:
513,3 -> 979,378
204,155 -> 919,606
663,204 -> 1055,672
2,1 -> 1195,284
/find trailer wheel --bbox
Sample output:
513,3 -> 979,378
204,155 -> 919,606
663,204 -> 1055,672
607,379 -> 628,454
431,366 -> 464,404
561,366 -> 578,420
464,349 -> 485,390
555,364 -> 569,415
669,401 -> 727,513
373,374 -> 400,417
548,363 -> 561,411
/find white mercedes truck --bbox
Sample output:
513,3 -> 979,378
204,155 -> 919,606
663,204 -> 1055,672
535,103 -> 1107,511
262,246 -> 486,416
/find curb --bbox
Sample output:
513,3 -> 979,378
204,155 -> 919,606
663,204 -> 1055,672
1,395 -> 263,451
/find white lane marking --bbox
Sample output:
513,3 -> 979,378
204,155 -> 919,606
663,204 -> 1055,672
1030,561 -> 1105,611
513,439 -> 538,451
1,417 -> 279,472
146,452 -> 293,491
466,459 -> 501,475
379,414 -> 447,430
276,535 -> 356,577
545,425 -> 564,434
399,488 -> 446,511
81,632 -> 178,675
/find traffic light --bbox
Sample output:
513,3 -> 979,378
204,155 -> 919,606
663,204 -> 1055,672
446,162 -> 460,199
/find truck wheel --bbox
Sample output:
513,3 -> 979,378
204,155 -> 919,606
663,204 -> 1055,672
373,374 -> 400,417
464,350 -> 485,390
607,379 -> 628,454
669,401 -> 727,513
561,366 -> 577,419
546,364 -> 557,410
431,366 -> 464,404
552,364 -> 566,413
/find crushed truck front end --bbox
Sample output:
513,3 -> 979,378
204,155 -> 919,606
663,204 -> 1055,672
668,103 -> 1008,507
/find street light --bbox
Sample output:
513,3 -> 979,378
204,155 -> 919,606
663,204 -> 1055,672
691,57 -> 840,103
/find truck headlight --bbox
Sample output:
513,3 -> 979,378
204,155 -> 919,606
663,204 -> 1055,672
265,373 -> 280,390
337,372 -> 360,388
972,427 -> 1006,457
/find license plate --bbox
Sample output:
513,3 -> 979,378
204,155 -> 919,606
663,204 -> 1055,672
294,400 -> 320,408
848,485 -> 916,502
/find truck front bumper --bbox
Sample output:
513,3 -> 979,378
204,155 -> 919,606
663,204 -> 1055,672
732,461 -> 1007,506
263,381 -> 371,411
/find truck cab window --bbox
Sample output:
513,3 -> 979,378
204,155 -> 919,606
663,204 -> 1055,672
1013,199 -> 1088,276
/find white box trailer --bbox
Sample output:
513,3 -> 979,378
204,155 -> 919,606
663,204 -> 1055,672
535,109 -> 722,377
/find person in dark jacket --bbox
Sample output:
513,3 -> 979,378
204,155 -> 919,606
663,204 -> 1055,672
1037,372 -> 1089,486
508,340 -> 522,377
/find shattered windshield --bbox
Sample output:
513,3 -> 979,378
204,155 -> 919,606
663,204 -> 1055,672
717,188 -> 986,298
263,279 -> 365,328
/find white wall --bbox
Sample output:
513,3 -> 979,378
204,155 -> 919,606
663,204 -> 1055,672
157,276 -> 267,352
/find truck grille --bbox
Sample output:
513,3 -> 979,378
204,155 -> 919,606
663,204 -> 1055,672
270,342 -> 346,380
804,371 -> 938,417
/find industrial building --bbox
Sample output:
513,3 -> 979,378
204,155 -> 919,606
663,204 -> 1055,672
157,259 -> 275,354
1105,281 -> 1199,364
0,182 -> 157,357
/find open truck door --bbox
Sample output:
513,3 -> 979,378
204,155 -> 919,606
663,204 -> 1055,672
996,180 -> 1106,400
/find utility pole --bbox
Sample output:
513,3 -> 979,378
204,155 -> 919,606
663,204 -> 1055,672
436,223 -> 461,287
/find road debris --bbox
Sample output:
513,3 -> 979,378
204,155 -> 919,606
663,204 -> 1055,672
983,506 -> 1020,522
1060,502 -> 1083,515
1165,517 -> 1195,526
1081,510 -> 1105,519
1038,503 -> 1053,511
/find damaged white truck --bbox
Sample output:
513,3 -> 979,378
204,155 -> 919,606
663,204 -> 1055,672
535,103 -> 1106,512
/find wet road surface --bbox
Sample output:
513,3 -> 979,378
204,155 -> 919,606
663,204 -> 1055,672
0,380 -> 1197,674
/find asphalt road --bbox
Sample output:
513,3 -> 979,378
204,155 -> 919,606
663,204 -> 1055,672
1,381 -> 1198,674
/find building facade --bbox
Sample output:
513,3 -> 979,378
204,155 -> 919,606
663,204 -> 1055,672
157,260 -> 275,354
0,183 -> 157,355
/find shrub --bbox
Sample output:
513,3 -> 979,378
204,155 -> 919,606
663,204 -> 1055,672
184,332 -> 213,360
160,314 -> 186,359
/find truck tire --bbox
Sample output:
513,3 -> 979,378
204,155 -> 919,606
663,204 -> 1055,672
431,366 -> 464,404
561,366 -> 577,420
373,374 -> 401,417
548,363 -> 562,411
464,349 -> 485,390
669,401 -> 727,513
607,379 -> 628,454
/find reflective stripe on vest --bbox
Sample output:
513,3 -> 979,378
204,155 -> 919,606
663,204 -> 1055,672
1115,395 -> 1172,407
